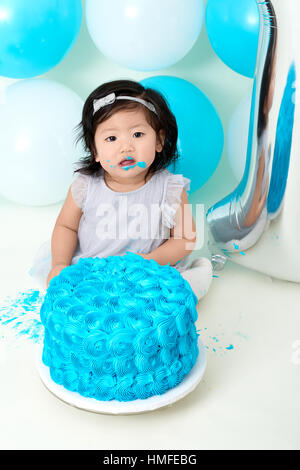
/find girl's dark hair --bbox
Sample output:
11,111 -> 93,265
74,79 -> 179,180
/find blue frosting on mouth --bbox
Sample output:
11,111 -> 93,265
120,157 -> 147,171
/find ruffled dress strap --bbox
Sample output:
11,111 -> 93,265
70,173 -> 89,210
161,173 -> 191,229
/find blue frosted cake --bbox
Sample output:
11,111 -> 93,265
40,252 -> 199,401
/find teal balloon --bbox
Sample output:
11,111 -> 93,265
0,0 -> 82,78
205,0 -> 259,78
141,76 -> 224,192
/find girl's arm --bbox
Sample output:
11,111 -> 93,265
47,187 -> 83,287
140,189 -> 197,266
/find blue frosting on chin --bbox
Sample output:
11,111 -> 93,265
40,252 -> 199,401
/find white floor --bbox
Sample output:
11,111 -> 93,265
1,196 -> 300,450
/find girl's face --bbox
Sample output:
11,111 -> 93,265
94,108 -> 164,179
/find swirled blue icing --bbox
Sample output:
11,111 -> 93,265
40,252 -> 199,402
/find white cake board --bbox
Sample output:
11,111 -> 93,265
36,339 -> 207,415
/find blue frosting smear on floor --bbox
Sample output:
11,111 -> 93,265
0,289 -> 44,344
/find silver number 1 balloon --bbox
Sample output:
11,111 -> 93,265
207,0 -> 299,282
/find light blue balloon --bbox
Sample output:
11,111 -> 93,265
0,79 -> 84,206
0,0 -> 82,78
86,0 -> 204,71
205,0 -> 259,78
141,76 -> 224,193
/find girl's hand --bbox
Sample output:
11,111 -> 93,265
135,253 -> 150,260
46,263 -> 68,288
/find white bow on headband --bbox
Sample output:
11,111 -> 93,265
93,92 -> 157,115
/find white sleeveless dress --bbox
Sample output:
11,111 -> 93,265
71,168 -> 192,268
29,168 -> 212,299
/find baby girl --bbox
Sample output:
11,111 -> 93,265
30,79 -> 212,301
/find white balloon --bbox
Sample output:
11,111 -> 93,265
0,79 -> 84,206
226,93 -> 252,182
85,0 -> 204,71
